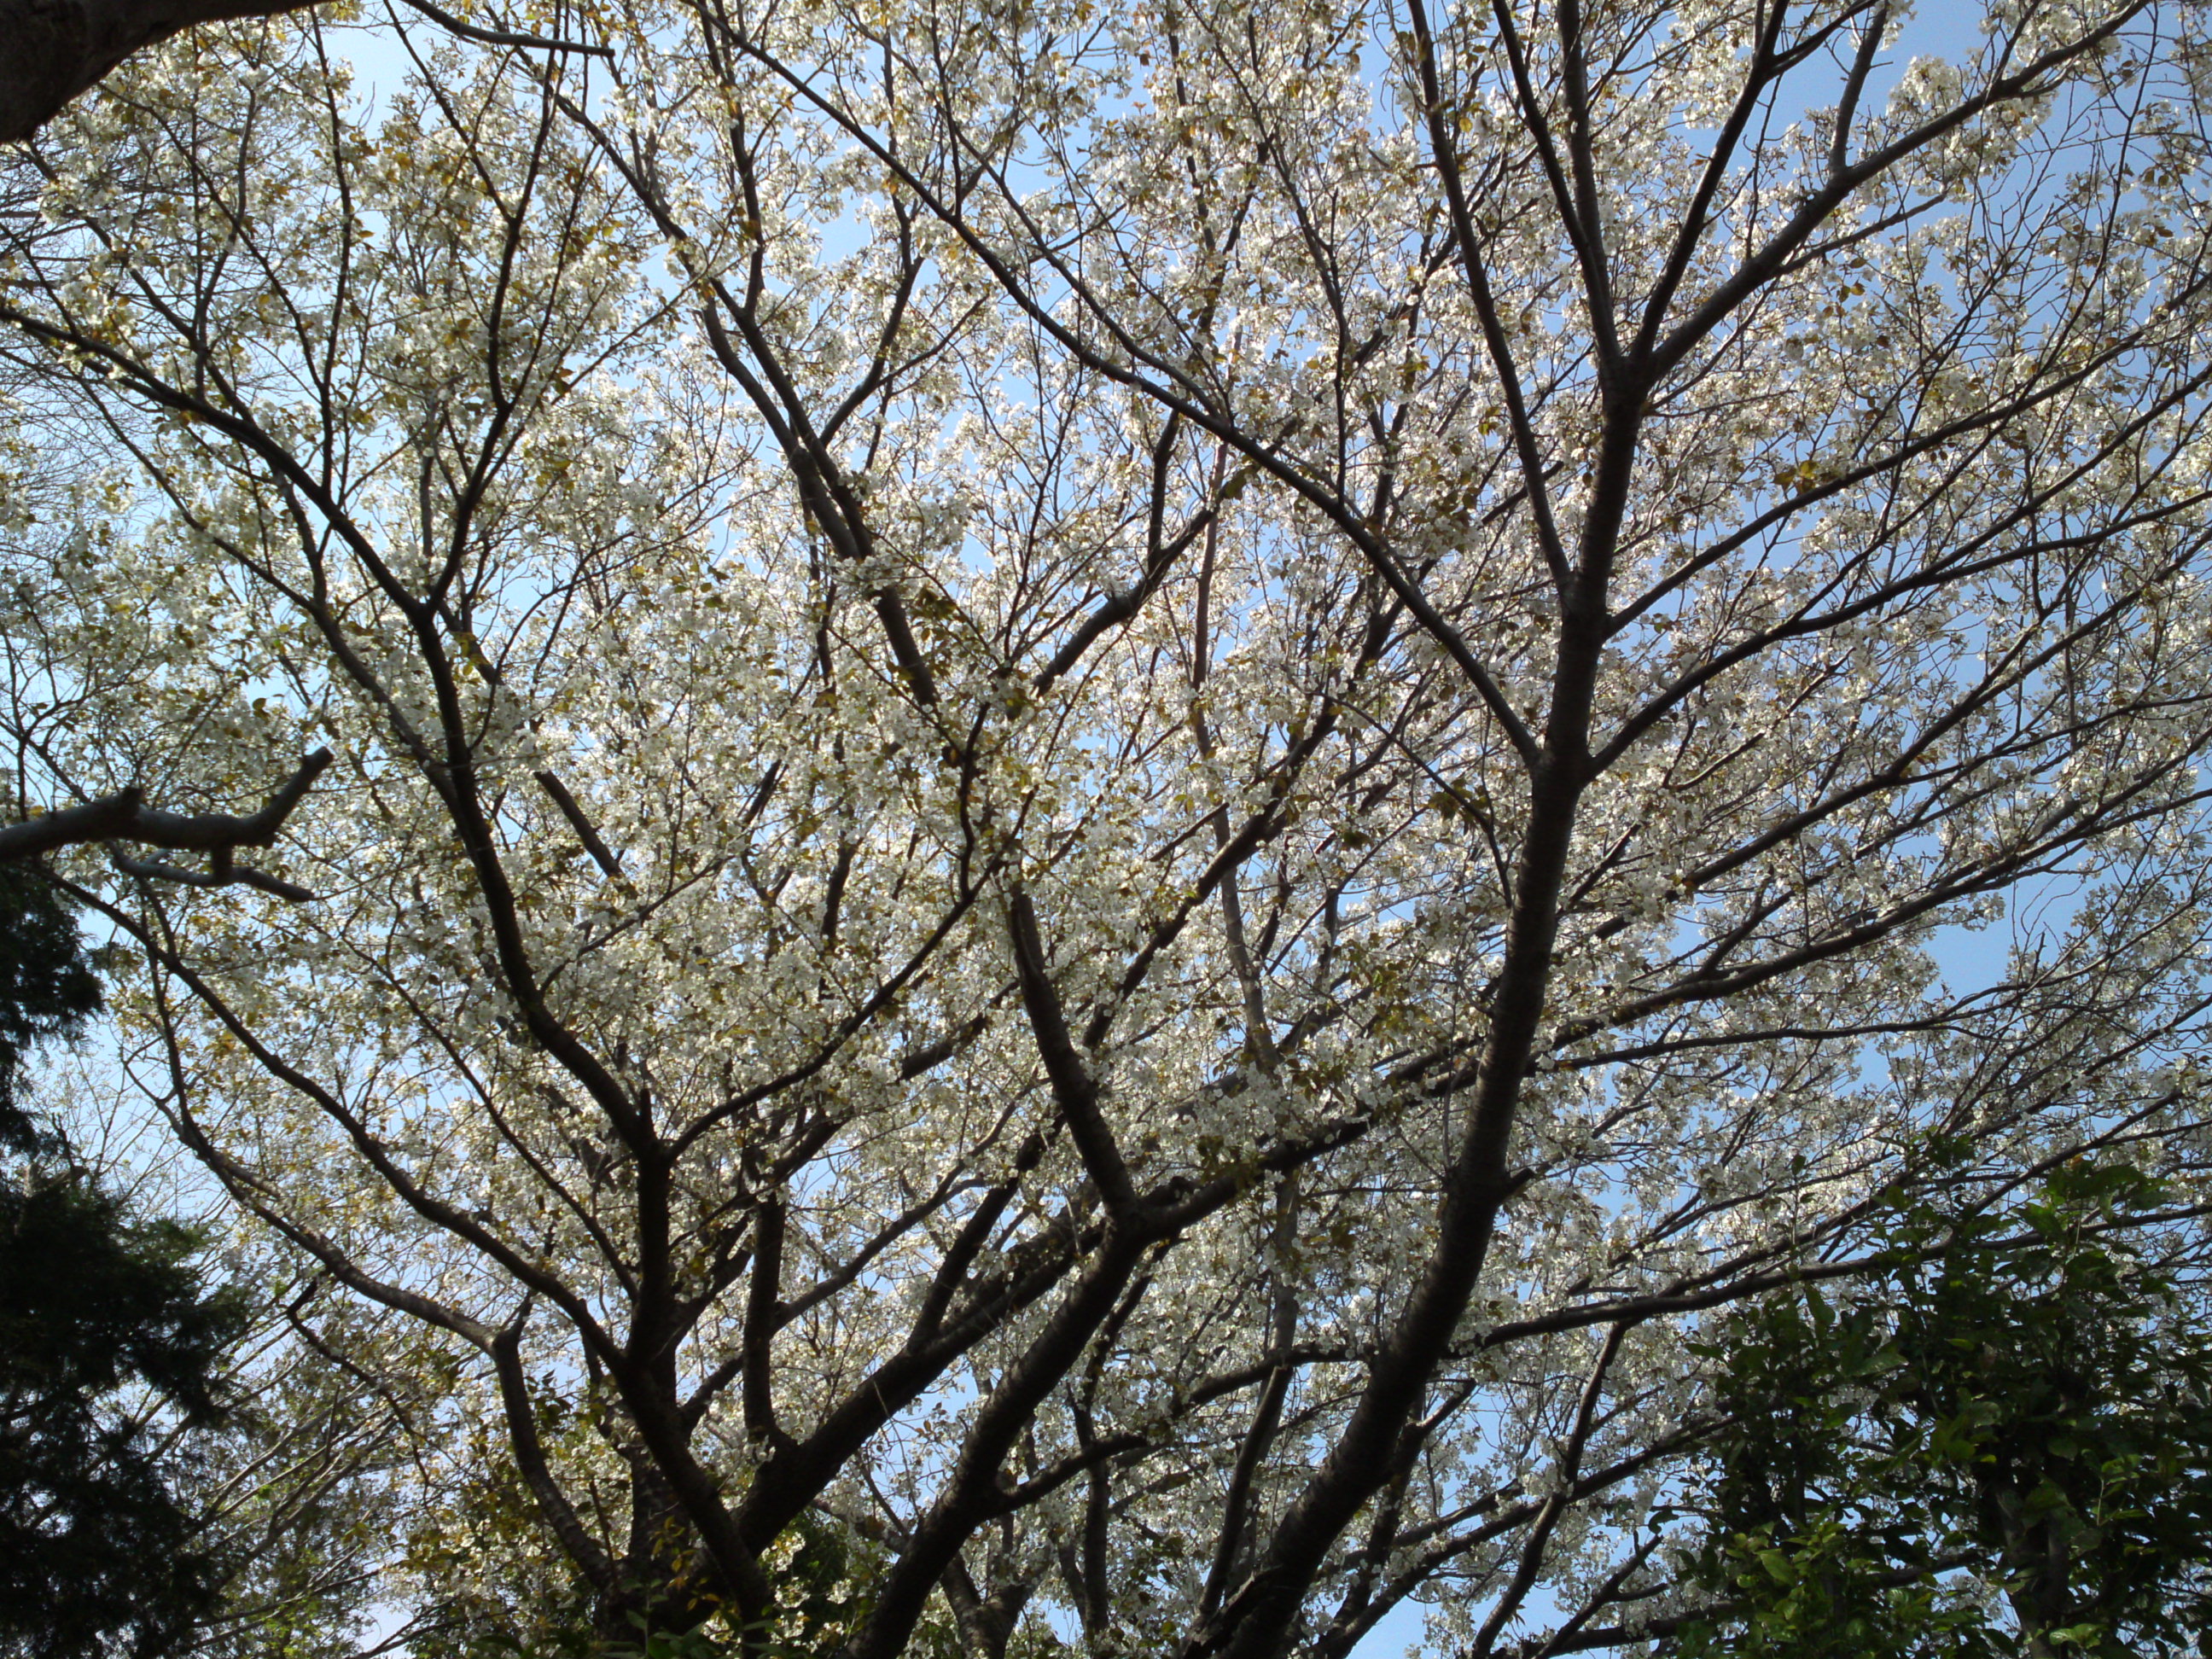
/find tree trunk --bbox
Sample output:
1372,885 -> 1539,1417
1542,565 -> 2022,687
1,0 -> 323,144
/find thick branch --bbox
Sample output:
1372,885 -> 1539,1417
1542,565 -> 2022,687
0,0 -> 324,144
2,749 -> 332,899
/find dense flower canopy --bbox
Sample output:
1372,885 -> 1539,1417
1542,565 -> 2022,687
4,0 -> 2212,1654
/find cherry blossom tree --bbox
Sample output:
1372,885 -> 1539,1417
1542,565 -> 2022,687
4,1 -> 2212,1655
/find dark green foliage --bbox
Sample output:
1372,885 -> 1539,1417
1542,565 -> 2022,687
0,1177 -> 247,1658
0,863 -> 247,1657
1671,1159 -> 2212,1659
0,864 -> 102,1150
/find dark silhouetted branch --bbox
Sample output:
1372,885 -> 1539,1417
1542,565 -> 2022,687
1,748 -> 331,900
1,0 -> 326,143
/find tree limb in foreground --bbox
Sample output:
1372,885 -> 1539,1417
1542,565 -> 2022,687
1,0 -> 326,144
0,748 -> 331,900
0,0 -> 608,145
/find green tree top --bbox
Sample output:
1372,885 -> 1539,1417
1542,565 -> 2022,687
0,865 -> 247,1658
0,864 -> 102,1151
1674,1159 -> 2212,1659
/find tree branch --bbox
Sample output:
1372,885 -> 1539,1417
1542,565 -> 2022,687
2,749 -> 332,899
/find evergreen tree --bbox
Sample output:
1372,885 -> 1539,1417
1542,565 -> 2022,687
0,864 -> 245,1658
0,865 -> 101,1151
